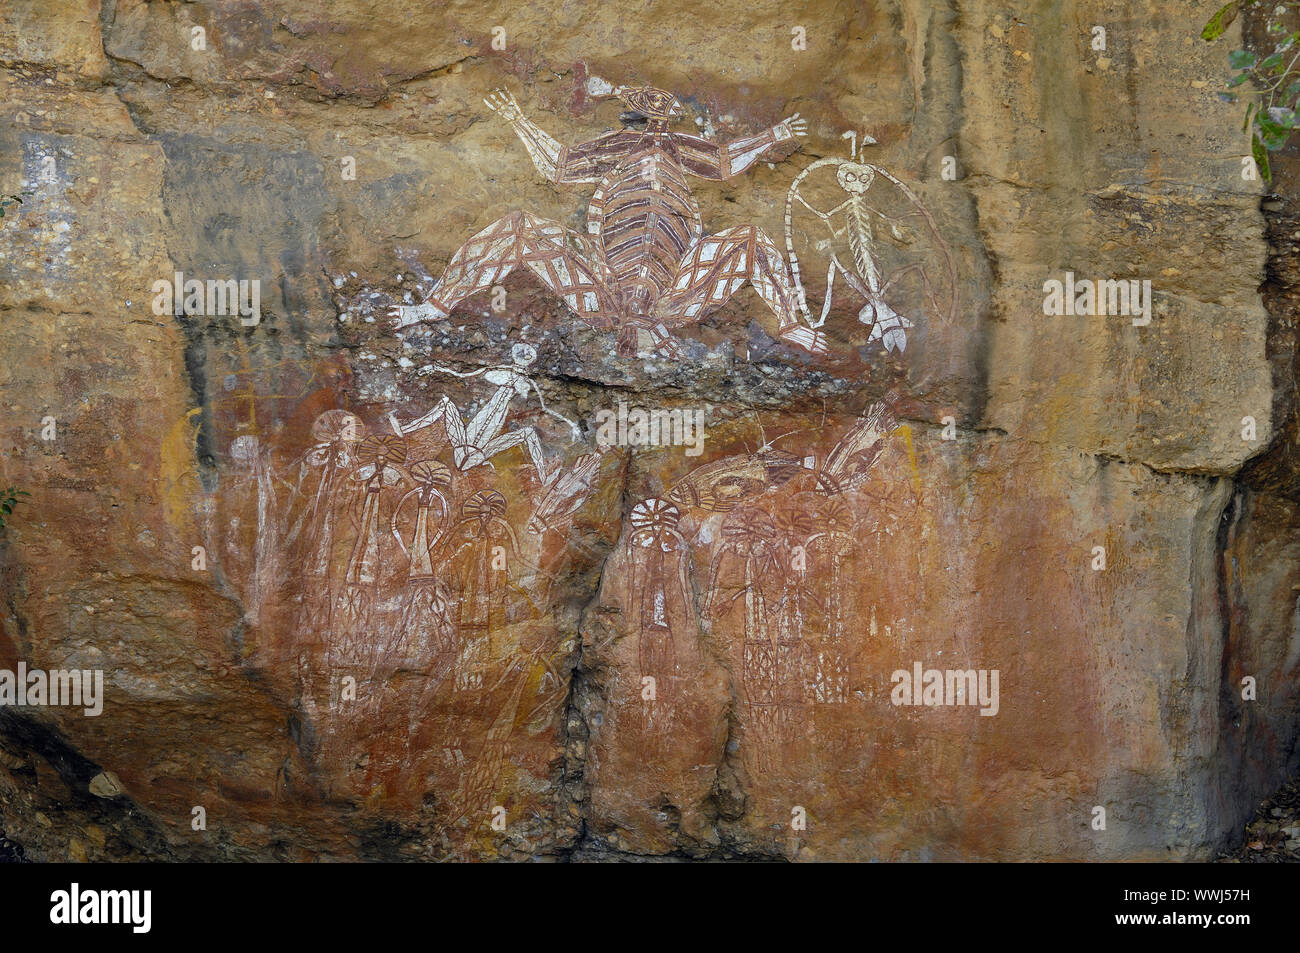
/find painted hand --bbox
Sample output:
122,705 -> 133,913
776,113 -> 808,140
484,88 -> 524,123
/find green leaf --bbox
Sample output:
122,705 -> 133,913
1253,132 -> 1272,181
1202,2 -> 1241,41
1228,71 -> 1251,87
1260,52 -> 1285,71
1258,114 -> 1290,148
1230,49 -> 1257,69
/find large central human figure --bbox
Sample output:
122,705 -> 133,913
393,85 -> 826,358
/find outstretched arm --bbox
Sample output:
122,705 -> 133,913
677,113 -> 808,180
485,89 -> 626,184
528,381 -> 581,439
423,362 -> 487,381
485,89 -> 563,180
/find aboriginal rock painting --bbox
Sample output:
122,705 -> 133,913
601,397 -> 922,780
392,85 -> 827,357
204,82 -> 957,846
784,133 -> 957,353
211,350 -> 603,855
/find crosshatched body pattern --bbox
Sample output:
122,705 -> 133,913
393,86 -> 827,357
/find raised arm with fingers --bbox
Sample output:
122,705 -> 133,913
676,113 -> 808,180
485,88 -> 630,184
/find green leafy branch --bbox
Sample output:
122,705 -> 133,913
0,488 -> 29,531
1202,0 -> 1300,181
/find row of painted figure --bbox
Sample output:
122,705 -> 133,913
219,385 -> 909,797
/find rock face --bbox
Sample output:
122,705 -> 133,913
0,0 -> 1294,861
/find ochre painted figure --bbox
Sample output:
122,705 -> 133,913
784,139 -> 957,354
389,343 -> 578,488
393,85 -> 827,358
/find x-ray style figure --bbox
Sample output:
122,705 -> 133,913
392,85 -> 826,357
784,135 -> 956,353
225,433 -> 279,627
439,489 -> 521,691
626,497 -> 694,747
334,433 -> 406,663
389,459 -> 456,664
771,501 -> 815,667
705,506 -> 788,772
391,343 -> 577,488
802,494 -> 856,704
289,411 -> 366,593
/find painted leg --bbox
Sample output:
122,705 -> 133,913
397,395 -> 477,471
392,211 -> 619,331
397,394 -> 458,435
479,427 -> 552,487
658,226 -> 827,355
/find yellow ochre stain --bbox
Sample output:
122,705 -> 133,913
894,423 -> 922,493
159,408 -> 202,532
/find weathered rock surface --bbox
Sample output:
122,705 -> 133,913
0,0 -> 1294,861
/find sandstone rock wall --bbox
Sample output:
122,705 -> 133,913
0,0 -> 1291,861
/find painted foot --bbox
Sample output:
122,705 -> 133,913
780,325 -> 828,355
643,321 -> 682,359
389,301 -> 448,328
859,301 -> 913,353
652,334 -> 682,360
